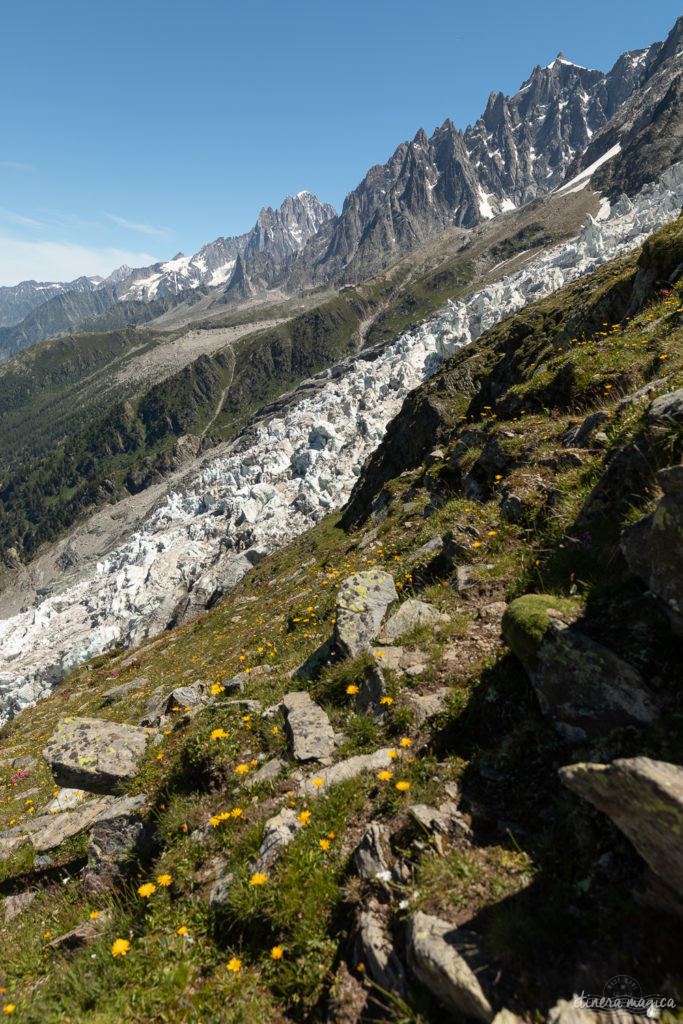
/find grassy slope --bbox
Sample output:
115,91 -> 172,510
0,220 -> 681,1021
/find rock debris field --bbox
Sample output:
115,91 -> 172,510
1,162 -> 682,723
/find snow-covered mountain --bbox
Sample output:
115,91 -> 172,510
113,191 -> 336,302
0,192 -> 336,360
1,161 -> 681,724
280,18 -> 681,286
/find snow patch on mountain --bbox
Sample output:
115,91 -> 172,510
1,164 -> 682,723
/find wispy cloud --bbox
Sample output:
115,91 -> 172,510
0,236 -> 162,287
0,160 -> 33,171
0,207 -> 46,228
106,213 -> 170,237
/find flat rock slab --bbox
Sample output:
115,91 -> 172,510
334,570 -> 398,658
31,798 -> 112,853
300,748 -> 396,798
282,692 -> 335,762
407,911 -> 494,1022
47,788 -> 89,812
381,599 -> 450,642
48,909 -> 113,951
43,717 -> 150,794
354,822 -> 392,881
560,757 -> 683,898
647,388 -> 683,425
102,676 -> 149,703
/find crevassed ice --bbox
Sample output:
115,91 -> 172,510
1,162 -> 682,723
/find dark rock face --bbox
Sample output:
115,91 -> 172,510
559,757 -> 683,900
84,805 -> 152,895
620,464 -> 683,633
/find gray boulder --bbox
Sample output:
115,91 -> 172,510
102,676 -> 149,703
503,597 -> 657,738
357,906 -> 406,997
559,757 -> 683,898
334,570 -> 398,658
43,717 -> 150,794
647,388 -> 683,425
381,599 -> 449,642
620,465 -> 683,634
282,691 -> 335,762
406,912 -> 494,1021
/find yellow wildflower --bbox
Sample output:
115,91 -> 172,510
111,938 -> 130,957
399,737 -> 411,747
226,957 -> 241,972
395,781 -> 411,792
89,910 -> 99,919
137,883 -> 156,898
270,945 -> 284,960
157,874 -> 172,887
312,777 -> 324,789
387,749 -> 398,759
319,838 -> 330,851
298,810 -> 311,825
210,683 -> 225,695
346,684 -> 359,695
378,770 -> 393,781
379,696 -> 393,705
3,1005 -> 15,1015
211,728 -> 229,739
177,926 -> 189,936
235,764 -> 250,775
249,872 -> 268,886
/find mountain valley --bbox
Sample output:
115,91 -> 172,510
0,16 -> 682,1024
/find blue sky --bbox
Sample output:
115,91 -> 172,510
0,0 -> 680,285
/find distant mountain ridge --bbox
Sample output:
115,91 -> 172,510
1,16 -> 681,362
0,192 -> 336,363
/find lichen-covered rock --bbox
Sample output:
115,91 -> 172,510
300,749 -> 396,798
282,691 -> 335,762
381,599 -> 450,642
559,757 -> 683,898
620,465 -> 683,634
334,570 -> 398,658
4,891 -> 35,921
42,717 -> 150,795
406,912 -> 494,1021
503,597 -> 656,737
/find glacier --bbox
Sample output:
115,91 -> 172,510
1,162 -> 682,724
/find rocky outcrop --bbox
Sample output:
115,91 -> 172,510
253,808 -> 301,875
559,757 -> 683,899
502,596 -> 657,738
334,570 -> 398,658
282,692 -> 335,762
406,912 -> 494,1021
353,823 -> 392,882
620,464 -> 683,634
42,718 -> 150,794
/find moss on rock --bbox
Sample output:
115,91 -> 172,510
502,594 -> 580,662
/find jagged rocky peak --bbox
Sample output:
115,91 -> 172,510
245,191 -> 336,262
